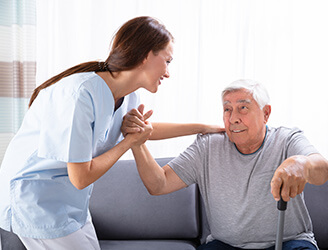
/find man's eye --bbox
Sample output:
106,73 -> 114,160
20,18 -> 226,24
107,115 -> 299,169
240,106 -> 248,113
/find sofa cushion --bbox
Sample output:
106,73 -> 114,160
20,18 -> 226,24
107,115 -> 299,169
90,157 -> 200,240
99,239 -> 197,250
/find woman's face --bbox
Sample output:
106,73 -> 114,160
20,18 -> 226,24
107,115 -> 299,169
141,41 -> 174,93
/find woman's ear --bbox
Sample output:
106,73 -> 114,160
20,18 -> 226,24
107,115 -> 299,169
263,105 -> 271,123
142,51 -> 153,64
139,53 -> 150,69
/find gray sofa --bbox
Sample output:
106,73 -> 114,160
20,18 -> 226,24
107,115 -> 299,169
1,157 -> 327,250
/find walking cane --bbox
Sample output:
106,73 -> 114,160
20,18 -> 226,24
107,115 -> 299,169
275,195 -> 287,250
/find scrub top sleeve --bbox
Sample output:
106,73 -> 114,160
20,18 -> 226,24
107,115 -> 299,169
38,87 -> 94,162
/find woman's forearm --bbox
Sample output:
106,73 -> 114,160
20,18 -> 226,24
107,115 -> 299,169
68,122 -> 153,189
150,122 -> 223,140
68,136 -> 135,189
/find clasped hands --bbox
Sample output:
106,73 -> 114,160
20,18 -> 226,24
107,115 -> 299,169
121,104 -> 154,147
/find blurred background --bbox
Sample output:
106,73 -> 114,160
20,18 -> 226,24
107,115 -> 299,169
1,0 -> 328,162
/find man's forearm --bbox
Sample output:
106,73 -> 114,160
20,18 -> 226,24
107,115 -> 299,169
306,153 -> 328,185
131,144 -> 166,195
271,153 -> 328,201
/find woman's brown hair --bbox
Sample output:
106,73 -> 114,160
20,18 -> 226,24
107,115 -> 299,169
28,16 -> 174,107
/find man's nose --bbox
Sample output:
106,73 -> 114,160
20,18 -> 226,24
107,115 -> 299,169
229,110 -> 241,124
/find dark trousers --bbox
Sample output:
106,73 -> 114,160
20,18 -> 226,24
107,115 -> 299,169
197,239 -> 316,250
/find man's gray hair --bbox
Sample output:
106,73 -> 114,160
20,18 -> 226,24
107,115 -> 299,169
221,79 -> 270,109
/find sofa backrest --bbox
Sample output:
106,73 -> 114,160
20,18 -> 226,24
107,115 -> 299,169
303,182 -> 328,249
89,157 -> 200,240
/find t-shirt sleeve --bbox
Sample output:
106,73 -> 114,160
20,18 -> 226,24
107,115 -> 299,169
168,134 -> 207,186
286,127 -> 319,158
38,87 -> 94,163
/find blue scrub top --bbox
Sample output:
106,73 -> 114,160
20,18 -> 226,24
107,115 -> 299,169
0,72 -> 140,239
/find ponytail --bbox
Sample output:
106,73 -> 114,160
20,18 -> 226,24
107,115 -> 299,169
28,61 -> 108,107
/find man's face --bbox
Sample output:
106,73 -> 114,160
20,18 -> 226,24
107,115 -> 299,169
223,89 -> 271,154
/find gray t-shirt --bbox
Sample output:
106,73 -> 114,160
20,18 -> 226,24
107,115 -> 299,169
169,126 -> 319,249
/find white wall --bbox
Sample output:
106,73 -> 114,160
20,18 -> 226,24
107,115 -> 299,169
36,0 -> 328,159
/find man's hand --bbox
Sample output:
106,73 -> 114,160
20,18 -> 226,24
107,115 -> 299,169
271,155 -> 308,202
121,104 -> 153,136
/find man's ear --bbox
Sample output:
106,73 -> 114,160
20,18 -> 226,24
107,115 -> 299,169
263,105 -> 271,123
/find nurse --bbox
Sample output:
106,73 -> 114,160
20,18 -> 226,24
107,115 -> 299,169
0,16 -> 221,249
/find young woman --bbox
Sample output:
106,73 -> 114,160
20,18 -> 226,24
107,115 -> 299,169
0,16 -> 221,249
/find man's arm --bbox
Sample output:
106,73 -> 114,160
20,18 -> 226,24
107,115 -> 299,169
271,153 -> 328,202
131,144 -> 187,195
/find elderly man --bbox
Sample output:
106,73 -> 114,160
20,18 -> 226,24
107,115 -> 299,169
125,79 -> 328,250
